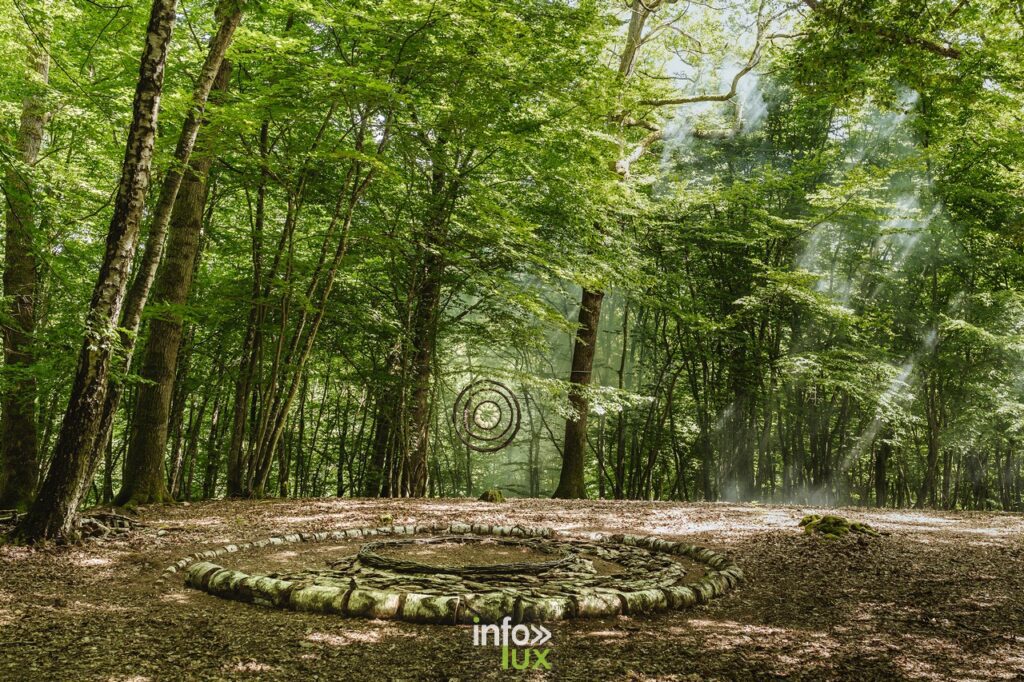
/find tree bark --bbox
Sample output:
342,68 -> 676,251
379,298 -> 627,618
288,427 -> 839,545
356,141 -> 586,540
115,60 -> 233,507
406,249 -> 444,497
0,26 -> 49,510
875,425 -> 892,508
15,0 -> 178,542
553,288 -> 603,498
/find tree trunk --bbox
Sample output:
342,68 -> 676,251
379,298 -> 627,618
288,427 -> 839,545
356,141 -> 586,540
365,369 -> 401,497
553,288 -> 603,499
875,425 -> 891,508
406,249 -> 443,497
0,26 -> 49,510
15,0 -> 178,542
114,59 -> 233,507
553,1 -> 652,498
917,374 -> 941,508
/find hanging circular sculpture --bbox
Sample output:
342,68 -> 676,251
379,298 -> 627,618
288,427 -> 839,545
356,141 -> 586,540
452,380 -> 522,452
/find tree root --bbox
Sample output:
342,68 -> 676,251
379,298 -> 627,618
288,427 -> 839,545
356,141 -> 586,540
1,509 -> 145,543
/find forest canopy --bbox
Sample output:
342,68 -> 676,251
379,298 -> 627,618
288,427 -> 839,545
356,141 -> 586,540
1,0 -> 1022,541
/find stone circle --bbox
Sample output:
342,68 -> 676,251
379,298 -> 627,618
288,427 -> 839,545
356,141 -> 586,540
167,523 -> 742,624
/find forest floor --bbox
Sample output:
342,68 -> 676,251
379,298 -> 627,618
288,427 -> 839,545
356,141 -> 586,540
1,499 -> 1022,681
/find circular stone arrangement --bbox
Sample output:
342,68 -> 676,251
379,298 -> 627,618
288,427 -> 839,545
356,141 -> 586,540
167,523 -> 742,624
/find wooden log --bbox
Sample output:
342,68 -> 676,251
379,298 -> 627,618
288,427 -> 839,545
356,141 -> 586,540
289,585 -> 348,614
346,587 -> 401,618
400,593 -> 460,624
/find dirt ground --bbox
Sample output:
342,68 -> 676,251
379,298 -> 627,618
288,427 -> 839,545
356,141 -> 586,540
1,499 -> 1022,681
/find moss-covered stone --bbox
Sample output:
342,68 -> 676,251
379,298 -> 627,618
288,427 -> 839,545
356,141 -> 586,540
800,514 -> 879,538
478,489 -> 505,503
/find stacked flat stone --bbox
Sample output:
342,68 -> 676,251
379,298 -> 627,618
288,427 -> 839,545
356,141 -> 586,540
172,523 -> 742,624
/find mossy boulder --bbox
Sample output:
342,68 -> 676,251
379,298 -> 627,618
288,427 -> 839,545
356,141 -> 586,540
478,489 -> 505,503
800,514 -> 878,538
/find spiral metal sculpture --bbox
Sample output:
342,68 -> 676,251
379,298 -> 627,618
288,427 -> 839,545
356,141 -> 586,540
452,379 -> 522,452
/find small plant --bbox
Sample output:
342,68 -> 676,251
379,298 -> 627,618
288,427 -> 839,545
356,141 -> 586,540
377,513 -> 394,526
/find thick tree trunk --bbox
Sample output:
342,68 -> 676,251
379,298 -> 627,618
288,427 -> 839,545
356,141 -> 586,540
14,0 -> 177,542
553,1 -> 652,498
115,60 -> 233,507
0,31 -> 49,510
553,288 -> 603,499
406,251 -> 443,497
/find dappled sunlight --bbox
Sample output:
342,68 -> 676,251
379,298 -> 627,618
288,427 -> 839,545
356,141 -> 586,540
892,634 -> 969,681
585,629 -> 629,640
276,514 -> 357,524
230,661 -> 274,673
681,618 -> 793,637
865,512 -> 957,526
62,599 -> 134,616
158,591 -> 196,604
305,630 -> 384,646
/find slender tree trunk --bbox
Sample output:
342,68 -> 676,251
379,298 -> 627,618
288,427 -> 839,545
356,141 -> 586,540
16,0 -> 178,542
336,389 -> 351,497
202,387 -> 225,499
875,425 -> 891,508
553,288 -> 603,498
365,370 -> 400,497
917,374 -> 941,508
0,23 -> 49,510
225,121 -> 268,496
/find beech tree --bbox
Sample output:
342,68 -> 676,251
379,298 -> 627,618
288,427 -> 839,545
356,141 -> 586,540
0,0 -> 49,510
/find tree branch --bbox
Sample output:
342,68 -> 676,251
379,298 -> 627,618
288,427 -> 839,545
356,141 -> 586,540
640,5 -> 766,108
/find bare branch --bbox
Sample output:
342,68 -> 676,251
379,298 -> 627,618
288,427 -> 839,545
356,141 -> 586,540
640,58 -> 759,107
640,2 -> 767,108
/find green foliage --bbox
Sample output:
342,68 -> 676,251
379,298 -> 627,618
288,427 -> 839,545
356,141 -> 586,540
1,0 -> 1021,509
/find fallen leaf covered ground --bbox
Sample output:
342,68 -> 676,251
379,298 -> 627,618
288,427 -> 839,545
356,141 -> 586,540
1,499 -> 1022,681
